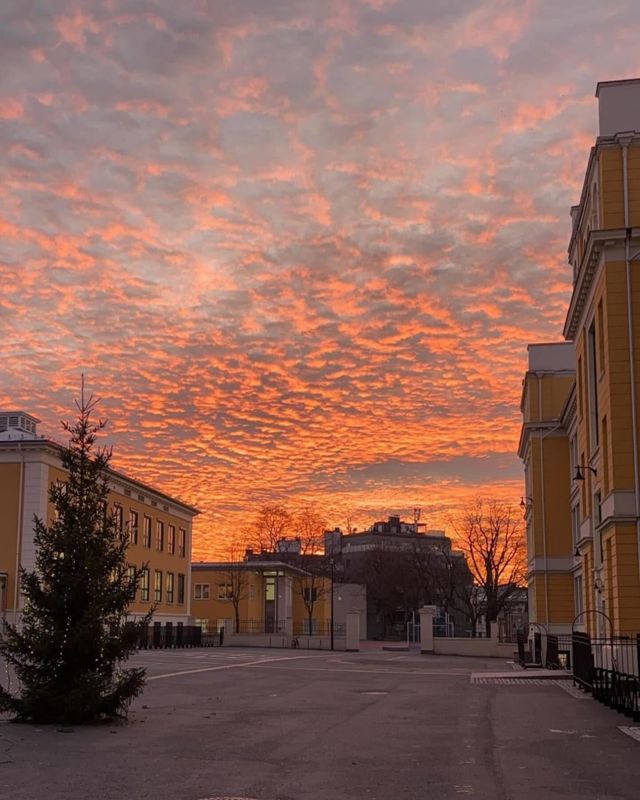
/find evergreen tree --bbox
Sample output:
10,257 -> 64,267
0,394 -> 151,724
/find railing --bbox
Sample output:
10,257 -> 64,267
135,624 -> 218,649
233,620 -> 288,635
292,621 -> 346,638
572,632 -> 640,721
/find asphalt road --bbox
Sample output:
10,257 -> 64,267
1,647 -> 639,800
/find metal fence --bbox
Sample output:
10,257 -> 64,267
292,621 -> 346,638
233,620 -> 288,635
135,623 -> 219,649
572,631 -> 640,721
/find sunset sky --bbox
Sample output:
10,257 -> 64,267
2,1 -> 640,558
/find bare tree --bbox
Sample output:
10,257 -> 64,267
251,503 -> 292,553
291,505 -> 330,634
450,500 -> 525,637
222,539 -> 251,633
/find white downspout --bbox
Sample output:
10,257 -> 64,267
622,140 -> 640,581
13,442 -> 25,621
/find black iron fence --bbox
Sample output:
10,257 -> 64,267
233,620 -> 288,634
572,631 -> 640,721
292,621 -> 346,638
135,623 -> 219,649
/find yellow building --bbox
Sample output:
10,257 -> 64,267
518,343 -> 576,634
0,411 -> 198,625
521,78 -> 640,637
190,560 -> 332,636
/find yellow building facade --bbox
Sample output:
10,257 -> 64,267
519,343 -> 576,634
0,411 -> 198,625
190,561 -> 332,635
521,78 -> 640,637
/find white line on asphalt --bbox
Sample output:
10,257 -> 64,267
241,664 -> 470,676
147,654 -> 314,681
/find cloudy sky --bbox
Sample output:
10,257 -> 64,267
2,0 -> 639,557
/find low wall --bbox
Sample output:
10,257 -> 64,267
431,637 -> 517,659
226,633 -> 347,651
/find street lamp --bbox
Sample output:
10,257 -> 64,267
330,557 -> 335,652
573,464 -> 597,481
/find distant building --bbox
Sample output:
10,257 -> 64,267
0,411 -> 198,625
326,516 -> 472,639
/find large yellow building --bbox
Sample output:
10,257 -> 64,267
0,411 -> 198,625
521,78 -> 640,637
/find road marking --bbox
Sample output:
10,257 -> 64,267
241,664 -> 470,676
619,726 -> 640,742
147,654 -> 314,681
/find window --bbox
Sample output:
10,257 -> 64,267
167,525 -> 176,555
114,504 -> 124,534
195,618 -> 209,632
218,583 -> 233,600
194,583 -> 210,600
574,574 -> 584,617
154,570 -> 163,603
127,565 -> 137,597
569,436 -> 578,481
303,587 -> 318,603
572,505 -> 580,550
587,321 -> 599,451
129,510 -> 139,545
156,520 -> 164,552
143,516 -> 152,548
166,572 -> 174,603
597,300 -> 605,372
177,573 -> 185,604
140,568 -> 150,602
577,356 -> 583,417
178,528 -> 186,557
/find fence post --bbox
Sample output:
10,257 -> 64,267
419,605 -> 436,653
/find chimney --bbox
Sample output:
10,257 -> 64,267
596,78 -> 640,137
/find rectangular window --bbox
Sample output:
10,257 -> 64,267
166,572 -> 174,603
127,565 -> 137,598
303,587 -> 318,603
177,573 -> 185,604
572,505 -> 580,550
597,300 -> 605,373
154,570 -> 163,603
194,583 -> 210,600
577,356 -> 583,417
167,525 -> 176,555
574,574 -> 584,617
156,520 -> 164,552
587,321 -> 599,451
143,516 -> 152,548
129,510 -> 139,545
569,436 -> 578,481
140,568 -> 150,602
114,504 -> 124,534
178,528 -> 186,558
218,583 -> 233,600
602,416 -> 609,496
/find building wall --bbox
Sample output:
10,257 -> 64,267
0,463 -> 21,613
0,442 -> 196,625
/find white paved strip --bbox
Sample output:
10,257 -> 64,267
619,726 -> 640,742
147,653 -> 313,681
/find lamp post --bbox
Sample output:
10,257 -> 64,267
330,557 -> 335,651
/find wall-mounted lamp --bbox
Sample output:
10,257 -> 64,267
519,496 -> 533,509
573,465 -> 597,481
574,546 -> 581,558
594,577 -> 605,594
